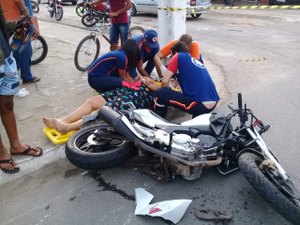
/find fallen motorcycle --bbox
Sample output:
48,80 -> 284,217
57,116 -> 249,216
66,93 -> 300,224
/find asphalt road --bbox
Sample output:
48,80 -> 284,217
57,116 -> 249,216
0,4 -> 300,225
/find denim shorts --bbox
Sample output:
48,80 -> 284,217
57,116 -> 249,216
0,55 -> 20,96
110,23 -> 129,45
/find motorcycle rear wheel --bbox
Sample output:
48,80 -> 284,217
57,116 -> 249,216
238,152 -> 300,224
65,125 -> 135,170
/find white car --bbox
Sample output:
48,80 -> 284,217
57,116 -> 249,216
130,0 -> 211,18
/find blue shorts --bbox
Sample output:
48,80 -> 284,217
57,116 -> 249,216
110,23 -> 129,45
0,55 -> 20,96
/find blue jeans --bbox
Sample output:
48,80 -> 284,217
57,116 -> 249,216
110,23 -> 129,45
13,41 -> 33,82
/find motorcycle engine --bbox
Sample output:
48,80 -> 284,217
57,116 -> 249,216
170,133 -> 218,161
170,133 -> 198,161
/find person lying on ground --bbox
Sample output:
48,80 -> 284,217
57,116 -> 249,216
154,41 -> 220,118
88,39 -> 141,92
154,34 -> 203,78
132,29 -> 159,78
43,76 -> 161,134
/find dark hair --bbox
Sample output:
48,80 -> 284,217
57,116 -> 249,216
121,39 -> 140,68
171,41 -> 189,55
179,34 -> 193,47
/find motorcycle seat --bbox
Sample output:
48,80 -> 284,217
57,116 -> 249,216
133,109 -> 212,135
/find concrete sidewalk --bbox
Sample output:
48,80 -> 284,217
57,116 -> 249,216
0,19 -> 225,186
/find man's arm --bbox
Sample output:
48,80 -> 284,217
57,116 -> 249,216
109,0 -> 132,17
137,60 -> 150,77
87,0 -> 105,7
118,68 -> 135,83
153,52 -> 165,78
160,70 -> 173,88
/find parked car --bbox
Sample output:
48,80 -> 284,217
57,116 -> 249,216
61,0 -> 78,5
130,0 -> 211,18
269,0 -> 300,4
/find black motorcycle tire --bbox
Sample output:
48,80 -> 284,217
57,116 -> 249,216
81,13 -> 96,27
65,125 -> 135,170
31,35 -> 48,65
74,34 -> 100,72
238,152 -> 300,225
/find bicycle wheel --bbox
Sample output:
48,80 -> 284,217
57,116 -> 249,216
31,35 -> 48,65
81,13 -> 96,27
128,26 -> 145,38
55,6 -> 63,21
75,3 -> 86,17
74,34 -> 100,72
31,1 -> 40,13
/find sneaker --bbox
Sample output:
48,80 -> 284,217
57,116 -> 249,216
23,76 -> 41,84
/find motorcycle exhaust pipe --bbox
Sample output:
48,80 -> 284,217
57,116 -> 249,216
97,105 -> 139,141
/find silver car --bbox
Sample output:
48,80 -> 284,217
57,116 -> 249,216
130,0 -> 211,18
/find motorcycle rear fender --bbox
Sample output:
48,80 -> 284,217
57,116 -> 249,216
97,105 -> 141,141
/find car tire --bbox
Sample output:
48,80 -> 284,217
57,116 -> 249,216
191,13 -> 201,19
72,0 -> 77,5
130,3 -> 137,17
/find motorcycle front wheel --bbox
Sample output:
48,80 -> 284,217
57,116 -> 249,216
238,152 -> 300,224
65,125 -> 135,170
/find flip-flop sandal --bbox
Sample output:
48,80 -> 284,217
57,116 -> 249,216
0,158 -> 20,174
194,208 -> 233,221
12,145 -> 43,157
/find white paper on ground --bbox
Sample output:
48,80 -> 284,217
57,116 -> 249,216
134,188 -> 192,224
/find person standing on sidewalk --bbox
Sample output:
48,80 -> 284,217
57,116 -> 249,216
87,0 -> 132,50
0,0 -> 40,84
0,5 -> 42,174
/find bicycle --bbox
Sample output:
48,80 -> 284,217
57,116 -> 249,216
31,0 -> 40,13
31,35 -> 48,65
46,0 -> 64,21
9,15 -> 48,65
81,4 -> 109,27
75,0 -> 94,17
74,12 -> 144,72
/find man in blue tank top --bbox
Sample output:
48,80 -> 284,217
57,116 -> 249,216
154,41 -> 220,118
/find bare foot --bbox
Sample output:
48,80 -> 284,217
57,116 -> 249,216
53,120 -> 70,134
43,117 -> 58,129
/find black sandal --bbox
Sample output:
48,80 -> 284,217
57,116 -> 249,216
0,158 -> 20,174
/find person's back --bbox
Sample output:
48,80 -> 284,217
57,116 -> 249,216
88,50 -> 126,77
175,52 -> 219,103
